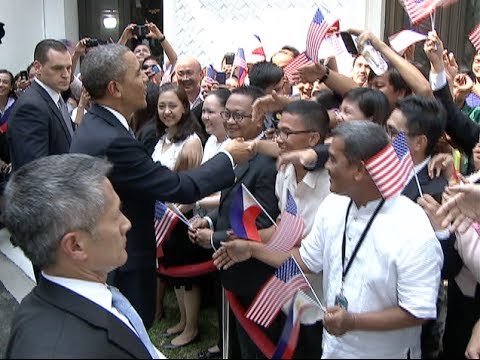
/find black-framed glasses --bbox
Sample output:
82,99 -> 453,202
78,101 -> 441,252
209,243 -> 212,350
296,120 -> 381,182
386,125 -> 416,138
220,110 -> 253,122
274,128 -> 317,140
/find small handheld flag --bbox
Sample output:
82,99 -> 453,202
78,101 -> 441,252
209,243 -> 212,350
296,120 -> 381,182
364,132 -> 415,199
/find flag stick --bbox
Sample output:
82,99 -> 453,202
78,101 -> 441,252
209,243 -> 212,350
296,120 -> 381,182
222,288 -> 229,359
430,10 -> 436,32
241,183 -> 278,227
291,256 -> 326,312
413,168 -> 424,197
169,203 -> 193,228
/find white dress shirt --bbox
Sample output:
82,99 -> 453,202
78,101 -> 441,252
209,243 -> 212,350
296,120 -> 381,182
275,164 -> 330,237
99,105 -> 131,132
35,78 -> 61,105
299,194 -> 443,359
202,135 -> 231,164
41,272 -> 135,332
42,272 -> 166,359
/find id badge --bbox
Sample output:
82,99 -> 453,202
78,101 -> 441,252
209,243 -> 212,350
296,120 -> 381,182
334,292 -> 349,310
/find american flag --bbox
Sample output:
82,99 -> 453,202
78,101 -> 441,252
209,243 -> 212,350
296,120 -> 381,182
205,64 -> 217,82
283,52 -> 313,84
469,23 -> 480,52
306,8 -> 339,64
233,48 -> 248,85
266,190 -> 304,252
402,0 -> 437,24
246,256 -> 309,327
364,132 -> 414,199
154,201 -> 179,258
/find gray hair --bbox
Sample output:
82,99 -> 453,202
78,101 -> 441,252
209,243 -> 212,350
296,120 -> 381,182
81,43 -> 130,99
2,154 -> 113,268
331,121 -> 389,164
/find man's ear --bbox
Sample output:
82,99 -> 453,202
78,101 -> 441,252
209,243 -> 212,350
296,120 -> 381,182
106,80 -> 122,98
309,132 -> 321,147
59,231 -> 88,262
412,134 -> 427,154
354,161 -> 369,182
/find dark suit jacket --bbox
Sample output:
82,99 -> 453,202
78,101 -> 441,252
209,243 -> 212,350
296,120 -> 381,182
6,277 -> 152,359
402,164 -> 447,201
434,84 -> 480,156
70,104 -> 235,271
7,81 -> 72,170
210,153 -> 280,300
402,164 -> 461,280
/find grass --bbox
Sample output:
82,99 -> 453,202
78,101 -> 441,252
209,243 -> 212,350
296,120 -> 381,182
149,287 -> 219,359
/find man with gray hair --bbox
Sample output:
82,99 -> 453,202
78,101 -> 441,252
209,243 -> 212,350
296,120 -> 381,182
5,154 -> 164,358
213,121 -> 443,358
70,43 -> 251,329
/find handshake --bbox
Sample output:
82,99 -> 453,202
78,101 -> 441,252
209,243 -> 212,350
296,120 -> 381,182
223,138 -> 258,165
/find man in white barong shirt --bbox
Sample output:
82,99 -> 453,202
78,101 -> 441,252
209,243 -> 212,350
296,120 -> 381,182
212,121 -> 443,359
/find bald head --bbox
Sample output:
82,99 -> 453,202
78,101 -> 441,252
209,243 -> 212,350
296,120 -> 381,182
175,56 -> 203,100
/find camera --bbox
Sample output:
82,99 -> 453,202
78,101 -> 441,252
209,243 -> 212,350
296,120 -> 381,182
85,38 -> 99,48
133,25 -> 149,38
19,70 -> 28,81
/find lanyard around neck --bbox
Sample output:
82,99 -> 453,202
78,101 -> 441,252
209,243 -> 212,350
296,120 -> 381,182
341,199 -> 385,284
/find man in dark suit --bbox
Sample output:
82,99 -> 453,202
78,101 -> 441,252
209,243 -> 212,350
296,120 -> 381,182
70,43 -> 251,330
7,39 -> 75,282
8,39 -> 74,170
5,154 -> 163,358
190,86 -> 280,358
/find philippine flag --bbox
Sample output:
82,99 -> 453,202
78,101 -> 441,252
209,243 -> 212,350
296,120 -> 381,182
230,184 -> 263,241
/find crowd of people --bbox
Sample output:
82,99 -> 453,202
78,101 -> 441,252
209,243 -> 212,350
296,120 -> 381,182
2,15 -> 480,360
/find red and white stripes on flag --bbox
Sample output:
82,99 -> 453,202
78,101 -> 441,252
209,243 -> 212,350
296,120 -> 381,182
402,0 -> 437,25
154,201 -> 179,258
266,190 -> 304,252
246,257 -> 309,327
364,132 -> 414,199
283,52 -> 313,84
470,23 -> 480,53
306,8 -> 339,63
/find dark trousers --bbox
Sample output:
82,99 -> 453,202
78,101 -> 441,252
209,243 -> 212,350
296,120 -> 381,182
108,268 -> 156,329
443,280 -> 480,359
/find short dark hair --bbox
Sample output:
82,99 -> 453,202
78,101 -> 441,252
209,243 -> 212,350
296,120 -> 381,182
281,45 -> 300,58
34,39 -> 68,64
156,83 -> 205,143
231,86 -> 266,104
206,88 -> 231,108
248,62 -> 284,91
313,89 -> 342,110
343,88 -> 391,125
396,96 -> 446,156
283,100 -> 329,142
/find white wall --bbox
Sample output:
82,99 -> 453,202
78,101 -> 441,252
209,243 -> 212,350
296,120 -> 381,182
164,0 -> 385,71
0,0 -> 78,75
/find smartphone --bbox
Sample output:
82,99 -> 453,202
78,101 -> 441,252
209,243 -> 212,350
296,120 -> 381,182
216,72 -> 226,84
340,32 -> 359,55
133,25 -> 149,38
85,38 -> 99,48
19,70 -> 28,81
223,53 -> 235,66
151,64 -> 162,74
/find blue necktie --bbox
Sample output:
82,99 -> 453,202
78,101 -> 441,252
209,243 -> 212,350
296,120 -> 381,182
110,286 -> 159,359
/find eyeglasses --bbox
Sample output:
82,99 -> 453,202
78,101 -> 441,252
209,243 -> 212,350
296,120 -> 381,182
220,110 -> 253,122
274,128 -> 317,140
386,125 -> 416,138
